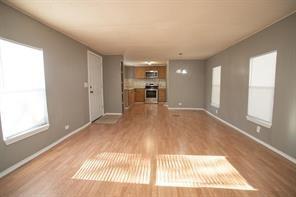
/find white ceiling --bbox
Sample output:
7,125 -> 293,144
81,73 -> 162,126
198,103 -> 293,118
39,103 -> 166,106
3,0 -> 296,65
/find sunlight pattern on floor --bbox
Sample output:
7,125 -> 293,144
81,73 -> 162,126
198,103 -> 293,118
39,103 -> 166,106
156,154 -> 254,190
72,152 -> 150,184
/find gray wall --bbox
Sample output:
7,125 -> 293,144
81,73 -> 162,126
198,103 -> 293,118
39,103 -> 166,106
103,55 -> 123,113
205,13 -> 296,158
168,60 -> 205,108
0,3 -> 93,171
124,66 -> 134,79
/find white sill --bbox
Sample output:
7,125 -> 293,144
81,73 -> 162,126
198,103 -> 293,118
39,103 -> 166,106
211,103 -> 220,108
246,116 -> 272,128
4,124 -> 49,145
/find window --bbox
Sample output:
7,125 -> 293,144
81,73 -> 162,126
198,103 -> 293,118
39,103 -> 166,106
211,66 -> 221,108
0,38 -> 49,145
247,51 -> 277,128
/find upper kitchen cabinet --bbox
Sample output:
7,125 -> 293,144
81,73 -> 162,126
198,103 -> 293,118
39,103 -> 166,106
158,66 -> 166,79
134,65 -> 166,79
146,66 -> 157,71
135,67 -> 146,79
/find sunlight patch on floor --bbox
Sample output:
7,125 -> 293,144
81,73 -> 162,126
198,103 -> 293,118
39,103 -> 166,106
72,152 -> 150,184
156,154 -> 255,190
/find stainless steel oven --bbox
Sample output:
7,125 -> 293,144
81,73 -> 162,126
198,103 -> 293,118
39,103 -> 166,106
145,84 -> 158,103
145,70 -> 158,79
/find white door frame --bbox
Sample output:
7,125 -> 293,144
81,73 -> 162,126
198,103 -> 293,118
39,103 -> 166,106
87,50 -> 104,122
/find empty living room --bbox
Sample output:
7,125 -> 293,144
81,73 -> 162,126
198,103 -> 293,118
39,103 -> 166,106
0,1 -> 296,196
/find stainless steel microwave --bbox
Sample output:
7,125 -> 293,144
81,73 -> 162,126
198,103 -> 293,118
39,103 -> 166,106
145,70 -> 158,79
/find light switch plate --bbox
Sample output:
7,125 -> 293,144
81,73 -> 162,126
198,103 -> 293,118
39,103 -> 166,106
84,82 -> 88,88
256,126 -> 261,133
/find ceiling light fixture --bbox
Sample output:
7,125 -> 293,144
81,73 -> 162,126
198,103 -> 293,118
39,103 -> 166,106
181,69 -> 187,74
176,68 -> 187,74
145,61 -> 153,65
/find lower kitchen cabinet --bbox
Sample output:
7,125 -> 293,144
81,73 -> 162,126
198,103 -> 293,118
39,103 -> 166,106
124,90 -> 129,108
158,88 -> 166,102
135,88 -> 145,102
128,89 -> 135,106
126,88 -> 166,104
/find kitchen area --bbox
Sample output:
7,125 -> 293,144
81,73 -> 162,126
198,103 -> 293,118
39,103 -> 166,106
123,65 -> 167,109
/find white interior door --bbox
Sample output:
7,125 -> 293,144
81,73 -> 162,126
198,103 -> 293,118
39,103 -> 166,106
88,51 -> 104,121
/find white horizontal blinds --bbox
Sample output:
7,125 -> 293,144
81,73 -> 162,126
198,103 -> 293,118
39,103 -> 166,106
211,66 -> 221,108
247,51 -> 277,127
0,39 -> 48,140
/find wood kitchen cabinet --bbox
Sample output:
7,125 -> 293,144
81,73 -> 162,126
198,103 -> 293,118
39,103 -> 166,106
134,67 -> 146,79
135,66 -> 166,79
135,88 -> 145,102
124,89 -> 135,108
158,88 -> 166,102
158,66 -> 166,79
128,89 -> 135,106
146,66 -> 157,71
124,90 -> 129,108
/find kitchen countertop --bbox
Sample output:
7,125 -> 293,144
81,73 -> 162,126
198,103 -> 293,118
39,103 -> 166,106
124,88 -> 135,90
124,78 -> 167,90
124,87 -> 167,90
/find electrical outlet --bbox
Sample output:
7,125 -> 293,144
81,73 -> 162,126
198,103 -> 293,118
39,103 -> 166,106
215,109 -> 218,114
178,102 -> 182,106
84,82 -> 88,88
65,125 -> 70,130
256,126 -> 261,133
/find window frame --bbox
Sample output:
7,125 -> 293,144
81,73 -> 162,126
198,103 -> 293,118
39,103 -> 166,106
211,65 -> 221,108
0,37 -> 49,145
246,50 -> 277,128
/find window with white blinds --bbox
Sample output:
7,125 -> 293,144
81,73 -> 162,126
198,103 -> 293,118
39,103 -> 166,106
211,66 -> 221,108
247,51 -> 277,128
0,38 -> 49,145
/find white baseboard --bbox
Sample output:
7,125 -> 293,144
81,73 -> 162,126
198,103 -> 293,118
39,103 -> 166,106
205,110 -> 296,164
167,106 -> 296,164
168,107 -> 204,110
0,122 -> 91,178
1,108 -> 295,179
104,113 -> 122,115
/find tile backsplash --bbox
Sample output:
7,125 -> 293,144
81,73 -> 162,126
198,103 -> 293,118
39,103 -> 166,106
124,79 -> 166,89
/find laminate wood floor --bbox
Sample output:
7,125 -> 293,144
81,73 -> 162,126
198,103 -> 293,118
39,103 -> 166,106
1,104 -> 296,197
